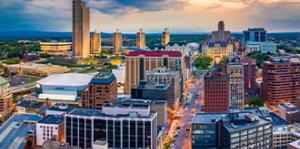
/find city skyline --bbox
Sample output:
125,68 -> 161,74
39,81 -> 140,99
0,0 -> 300,32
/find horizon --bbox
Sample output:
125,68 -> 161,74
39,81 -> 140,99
1,0 -> 300,32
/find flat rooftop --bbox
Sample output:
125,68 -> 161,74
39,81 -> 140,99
37,73 -> 95,87
38,115 -> 64,124
0,114 -> 42,149
90,72 -> 116,85
17,101 -> 44,109
47,104 -> 79,112
133,80 -> 170,90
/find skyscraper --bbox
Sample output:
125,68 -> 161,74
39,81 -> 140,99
162,28 -> 170,46
136,28 -> 146,49
0,77 -> 12,118
113,29 -> 123,54
243,28 -> 267,44
90,30 -> 101,55
211,21 -> 231,42
72,0 -> 90,58
227,55 -> 244,110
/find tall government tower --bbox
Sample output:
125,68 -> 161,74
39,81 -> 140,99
72,0 -> 90,58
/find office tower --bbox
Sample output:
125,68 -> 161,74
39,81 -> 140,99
113,29 -> 123,54
162,28 -> 170,46
202,41 -> 234,64
211,21 -> 231,42
90,31 -> 101,55
262,57 -> 300,107
81,72 -> 117,109
227,55 -> 244,110
131,80 -> 174,107
145,68 -> 183,108
240,56 -> 257,95
204,72 -> 230,112
72,0 -> 90,58
191,112 -> 273,149
40,42 -> 72,56
0,77 -> 12,117
136,28 -> 146,49
65,104 -> 157,149
124,51 -> 182,94
36,115 -> 64,146
243,28 -> 267,44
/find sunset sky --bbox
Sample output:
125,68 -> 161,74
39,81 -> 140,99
0,0 -> 299,32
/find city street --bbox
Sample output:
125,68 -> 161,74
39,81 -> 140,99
167,76 -> 204,149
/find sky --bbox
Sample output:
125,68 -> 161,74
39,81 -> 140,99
0,0 -> 300,33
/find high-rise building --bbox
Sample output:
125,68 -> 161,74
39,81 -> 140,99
204,72 -> 229,112
227,55 -> 244,110
243,28 -> 267,44
240,56 -> 257,95
0,77 -> 12,118
113,29 -> 123,54
72,0 -> 90,58
136,28 -> 146,49
36,115 -> 64,146
90,31 -> 101,55
191,112 -> 273,149
262,57 -> 300,107
211,21 -> 231,42
124,51 -> 182,94
145,68 -> 183,106
162,28 -> 170,46
81,72 -> 117,109
65,104 -> 157,149
202,41 -> 233,64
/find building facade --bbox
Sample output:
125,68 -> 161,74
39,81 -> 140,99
90,31 -> 101,55
202,41 -> 234,64
113,29 -> 123,54
227,56 -> 245,110
124,51 -> 182,94
278,103 -> 300,124
40,42 -> 71,56
262,57 -> 300,107
0,77 -> 12,118
36,115 -> 64,146
72,0 -> 90,58
65,105 -> 157,149
211,21 -> 231,42
81,72 -> 117,109
162,28 -> 170,46
204,72 -> 230,112
136,28 -> 146,49
240,56 -> 257,95
243,28 -> 267,44
192,112 -> 273,149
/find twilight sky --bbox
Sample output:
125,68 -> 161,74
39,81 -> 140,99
0,0 -> 299,33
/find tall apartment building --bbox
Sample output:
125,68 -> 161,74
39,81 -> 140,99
145,68 -> 183,104
240,56 -> 257,95
0,77 -> 12,117
65,104 -> 157,149
113,29 -> 123,54
124,51 -> 182,94
72,0 -> 90,58
81,72 -> 117,109
191,112 -> 273,149
262,57 -> 300,107
243,28 -> 267,44
136,28 -> 146,49
204,72 -> 230,112
162,28 -> 170,46
90,31 -> 101,55
211,21 -> 231,42
227,56 -> 245,110
36,115 -> 64,146
202,41 -> 233,64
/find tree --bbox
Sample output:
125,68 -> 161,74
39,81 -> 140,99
194,56 -> 213,70
249,96 -> 264,107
